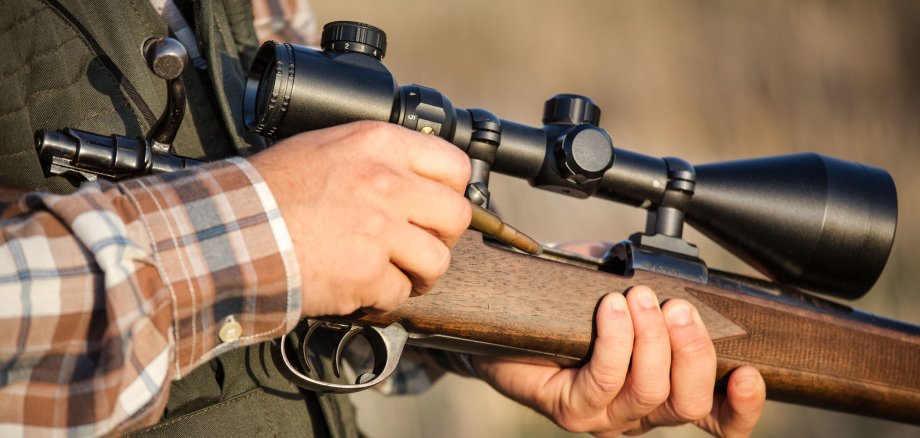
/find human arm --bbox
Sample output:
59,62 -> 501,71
0,158 -> 301,435
0,121 -> 471,435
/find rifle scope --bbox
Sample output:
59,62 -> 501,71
243,21 -> 897,299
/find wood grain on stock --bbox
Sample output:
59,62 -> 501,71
355,231 -> 920,424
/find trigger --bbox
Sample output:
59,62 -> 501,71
333,326 -> 363,378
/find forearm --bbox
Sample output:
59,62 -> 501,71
0,158 -> 301,435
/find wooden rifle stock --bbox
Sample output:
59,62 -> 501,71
352,231 -> 920,425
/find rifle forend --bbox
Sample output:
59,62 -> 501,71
344,231 -> 920,424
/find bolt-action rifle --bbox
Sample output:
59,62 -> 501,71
34,24 -> 919,425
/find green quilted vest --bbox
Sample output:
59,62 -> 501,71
0,0 -> 358,436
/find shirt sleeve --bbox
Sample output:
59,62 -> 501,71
0,158 -> 302,436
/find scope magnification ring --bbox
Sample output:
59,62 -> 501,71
321,21 -> 387,59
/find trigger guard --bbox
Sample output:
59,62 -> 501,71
273,321 -> 409,394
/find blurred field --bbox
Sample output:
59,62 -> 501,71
310,1 -> 920,437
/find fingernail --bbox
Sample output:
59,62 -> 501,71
636,289 -> 658,309
609,293 -> 627,312
733,374 -> 757,395
666,302 -> 692,326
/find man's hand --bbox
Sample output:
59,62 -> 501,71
474,287 -> 766,437
249,121 -> 471,316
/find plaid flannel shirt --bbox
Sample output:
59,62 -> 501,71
0,159 -> 454,436
0,159 -> 301,435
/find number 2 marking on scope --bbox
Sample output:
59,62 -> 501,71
344,43 -> 350,49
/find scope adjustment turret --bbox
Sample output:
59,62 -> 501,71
543,94 -> 601,126
321,21 -> 387,59
555,125 -> 614,184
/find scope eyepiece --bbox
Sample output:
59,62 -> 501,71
244,42 -> 296,137
244,39 -> 399,139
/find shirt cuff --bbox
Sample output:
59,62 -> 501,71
119,157 -> 302,377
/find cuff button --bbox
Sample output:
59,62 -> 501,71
219,316 -> 243,343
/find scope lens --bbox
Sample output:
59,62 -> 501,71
255,61 -> 276,122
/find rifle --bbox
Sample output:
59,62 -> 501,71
34,24 -> 920,425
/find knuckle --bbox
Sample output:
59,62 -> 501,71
348,245 -> 388,284
345,121 -> 401,155
353,209 -> 390,238
553,411 -> 592,434
675,333 -> 714,357
359,164 -> 403,197
670,397 -> 712,422
413,243 -> 451,295
333,297 -> 361,315
665,306 -> 714,355
379,276 -> 412,311
628,383 -> 670,411
431,242 -> 452,278
448,194 -> 472,234
635,326 -> 669,345
447,147 -> 472,183
589,367 -> 625,395
351,120 -> 397,140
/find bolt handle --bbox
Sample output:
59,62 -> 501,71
143,37 -> 188,153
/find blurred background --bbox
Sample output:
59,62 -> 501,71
308,1 -> 920,437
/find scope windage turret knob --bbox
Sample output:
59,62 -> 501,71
321,21 -> 387,59
543,94 -> 601,126
555,125 -> 614,184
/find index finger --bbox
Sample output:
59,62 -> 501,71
398,128 -> 471,193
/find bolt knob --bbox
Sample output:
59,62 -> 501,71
543,94 -> 601,126
556,125 -> 614,183
321,21 -> 387,59
144,37 -> 188,80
